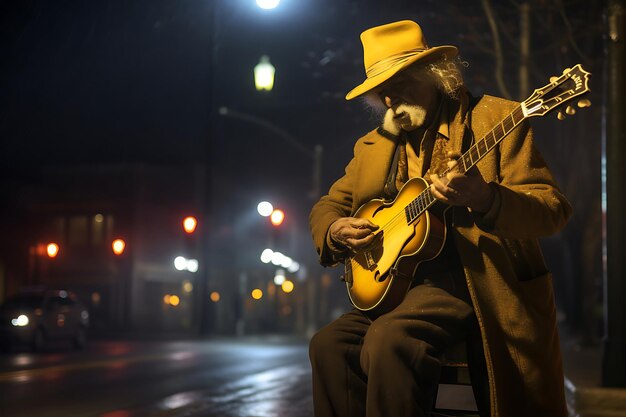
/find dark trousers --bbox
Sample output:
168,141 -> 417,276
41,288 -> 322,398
309,271 -> 475,417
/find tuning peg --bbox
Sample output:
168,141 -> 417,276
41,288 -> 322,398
557,111 -> 567,120
577,99 -> 591,108
565,105 -> 576,115
562,67 -> 571,74
550,76 -> 559,83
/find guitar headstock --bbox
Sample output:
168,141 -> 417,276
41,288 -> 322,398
522,64 -> 591,120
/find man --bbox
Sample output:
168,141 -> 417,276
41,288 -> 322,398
309,20 -> 571,417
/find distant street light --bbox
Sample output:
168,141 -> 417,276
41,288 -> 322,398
183,216 -> 198,234
270,209 -> 285,226
256,0 -> 280,10
282,280 -> 294,293
257,201 -> 274,217
46,243 -> 59,259
112,239 -> 126,255
254,55 -> 275,91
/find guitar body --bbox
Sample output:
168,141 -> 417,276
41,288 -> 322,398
346,177 -> 448,318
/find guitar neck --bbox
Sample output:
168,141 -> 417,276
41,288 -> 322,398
405,105 -> 526,224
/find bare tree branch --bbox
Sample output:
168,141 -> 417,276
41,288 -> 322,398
481,0 -> 513,99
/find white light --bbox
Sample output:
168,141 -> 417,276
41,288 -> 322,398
254,55 -> 275,91
257,201 -> 274,217
279,256 -> 293,269
174,256 -> 187,271
11,314 -> 29,327
274,269 -> 286,285
287,261 -> 300,273
260,248 -> 274,263
256,0 -> 280,10
271,251 -> 284,266
186,259 -> 199,273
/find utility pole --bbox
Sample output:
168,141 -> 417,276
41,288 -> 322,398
602,0 -> 626,387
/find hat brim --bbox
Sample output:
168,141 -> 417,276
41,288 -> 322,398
345,45 -> 458,101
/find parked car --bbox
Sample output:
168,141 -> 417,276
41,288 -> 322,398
0,289 -> 89,351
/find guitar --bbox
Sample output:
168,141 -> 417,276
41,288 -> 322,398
345,64 -> 591,318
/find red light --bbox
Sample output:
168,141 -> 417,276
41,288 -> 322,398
112,239 -> 126,255
183,216 -> 198,234
46,243 -> 59,258
270,209 -> 284,226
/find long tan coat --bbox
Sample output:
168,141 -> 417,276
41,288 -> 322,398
309,92 -> 572,417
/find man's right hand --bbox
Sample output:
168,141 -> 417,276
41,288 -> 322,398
329,217 -> 380,253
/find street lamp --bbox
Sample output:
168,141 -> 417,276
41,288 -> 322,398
254,55 -> 275,91
256,0 -> 280,9
257,201 -> 274,217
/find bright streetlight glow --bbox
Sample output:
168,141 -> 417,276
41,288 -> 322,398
169,295 -> 180,306
287,261 -> 300,273
11,314 -> 29,327
270,209 -> 285,226
256,0 -> 280,9
112,238 -> 126,255
186,259 -> 199,273
274,269 -> 286,285
282,280 -> 294,293
210,291 -> 221,302
46,243 -> 59,258
182,280 -> 193,293
174,256 -> 187,271
254,55 -> 275,91
271,251 -> 285,265
260,248 -> 274,263
251,289 -> 263,300
174,256 -> 198,272
183,216 -> 198,234
257,201 -> 274,217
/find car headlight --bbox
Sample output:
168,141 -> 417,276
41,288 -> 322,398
11,314 -> 30,327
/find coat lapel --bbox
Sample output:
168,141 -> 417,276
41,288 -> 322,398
355,129 -> 399,211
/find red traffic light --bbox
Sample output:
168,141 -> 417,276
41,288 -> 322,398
46,243 -> 60,258
183,216 -> 198,234
270,209 -> 285,226
112,239 -> 126,255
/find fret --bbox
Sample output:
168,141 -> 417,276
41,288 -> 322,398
502,118 -> 512,134
459,156 -> 467,173
477,139 -> 487,156
405,206 -> 410,223
470,147 -> 479,164
493,123 -> 504,140
462,154 -> 472,170
485,131 -> 496,148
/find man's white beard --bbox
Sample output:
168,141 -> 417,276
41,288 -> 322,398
394,103 -> 427,130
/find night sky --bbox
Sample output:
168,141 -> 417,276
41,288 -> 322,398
1,0 -> 604,235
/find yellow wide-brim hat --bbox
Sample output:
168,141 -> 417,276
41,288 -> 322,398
346,20 -> 458,100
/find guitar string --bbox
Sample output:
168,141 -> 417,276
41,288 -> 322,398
350,107 -> 526,272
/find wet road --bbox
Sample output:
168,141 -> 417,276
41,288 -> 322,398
0,336 -> 312,417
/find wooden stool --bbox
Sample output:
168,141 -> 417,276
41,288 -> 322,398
432,338 -> 490,417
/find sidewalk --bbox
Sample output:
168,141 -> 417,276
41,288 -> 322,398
561,334 -> 626,417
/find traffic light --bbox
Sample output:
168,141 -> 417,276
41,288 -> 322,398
46,243 -> 59,258
270,209 -> 284,226
112,239 -> 126,255
182,216 -> 198,234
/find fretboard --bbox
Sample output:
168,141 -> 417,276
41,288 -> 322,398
404,105 -> 526,224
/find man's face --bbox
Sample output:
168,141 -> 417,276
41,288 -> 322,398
374,70 -> 438,131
